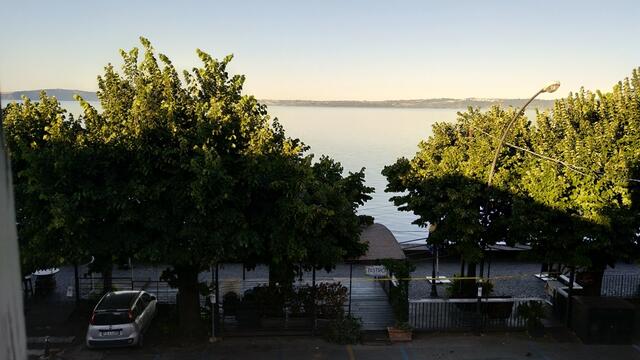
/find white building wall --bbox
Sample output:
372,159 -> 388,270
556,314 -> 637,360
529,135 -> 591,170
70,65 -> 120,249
0,124 -> 26,359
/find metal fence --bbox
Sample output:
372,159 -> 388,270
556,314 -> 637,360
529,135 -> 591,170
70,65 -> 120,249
409,297 -> 545,332
78,276 -> 208,305
601,274 -> 640,297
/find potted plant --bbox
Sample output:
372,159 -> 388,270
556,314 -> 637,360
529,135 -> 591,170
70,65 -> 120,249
517,301 -> 545,337
387,321 -> 413,342
383,260 -> 416,342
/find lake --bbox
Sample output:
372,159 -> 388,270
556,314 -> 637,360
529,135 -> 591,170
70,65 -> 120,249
3,100 -> 537,242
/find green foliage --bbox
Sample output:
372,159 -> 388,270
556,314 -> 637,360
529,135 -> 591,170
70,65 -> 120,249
382,107 -> 527,265
3,37 -> 372,335
521,71 -> 640,269
393,321 -> 413,331
222,291 -> 240,316
315,282 -> 348,318
239,282 -> 347,319
446,276 -> 493,298
323,315 -> 362,344
382,260 -> 415,323
383,68 -> 640,278
2,94 -> 134,277
517,301 -> 545,327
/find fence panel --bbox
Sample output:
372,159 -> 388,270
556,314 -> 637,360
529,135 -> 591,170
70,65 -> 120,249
409,298 -> 543,332
601,274 -> 640,297
78,276 -> 207,305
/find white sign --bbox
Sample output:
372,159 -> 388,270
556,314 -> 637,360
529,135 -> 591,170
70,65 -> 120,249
365,265 -> 388,277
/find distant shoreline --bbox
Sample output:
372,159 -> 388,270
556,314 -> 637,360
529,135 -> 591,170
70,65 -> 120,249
1,89 -> 556,109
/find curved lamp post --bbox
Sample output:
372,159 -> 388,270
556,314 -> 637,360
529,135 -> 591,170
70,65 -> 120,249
480,81 -> 560,302
487,81 -> 560,186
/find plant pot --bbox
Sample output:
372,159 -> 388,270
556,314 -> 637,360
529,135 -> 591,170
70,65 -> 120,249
387,327 -> 412,342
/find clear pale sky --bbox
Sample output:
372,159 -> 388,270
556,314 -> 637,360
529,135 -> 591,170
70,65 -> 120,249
1,0 -> 638,100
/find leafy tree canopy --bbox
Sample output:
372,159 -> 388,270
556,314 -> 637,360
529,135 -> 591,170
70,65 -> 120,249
3,37 -> 372,334
384,68 -> 640,278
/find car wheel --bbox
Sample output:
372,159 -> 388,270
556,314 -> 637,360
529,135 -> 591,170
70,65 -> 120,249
137,333 -> 144,348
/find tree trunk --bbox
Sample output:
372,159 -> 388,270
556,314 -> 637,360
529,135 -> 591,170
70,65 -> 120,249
176,266 -> 203,337
466,262 -> 477,278
268,262 -> 295,289
102,264 -> 113,293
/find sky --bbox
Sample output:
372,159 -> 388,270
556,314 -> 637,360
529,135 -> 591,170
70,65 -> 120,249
1,0 -> 638,100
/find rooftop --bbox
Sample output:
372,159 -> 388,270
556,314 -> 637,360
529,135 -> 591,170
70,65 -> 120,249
355,223 -> 406,262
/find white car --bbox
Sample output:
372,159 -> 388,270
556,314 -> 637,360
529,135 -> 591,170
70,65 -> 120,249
86,290 -> 157,348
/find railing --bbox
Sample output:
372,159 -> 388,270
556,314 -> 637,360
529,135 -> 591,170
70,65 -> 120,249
409,297 -> 546,332
601,274 -> 640,297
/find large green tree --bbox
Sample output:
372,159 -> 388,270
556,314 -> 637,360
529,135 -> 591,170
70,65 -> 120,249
520,70 -> 640,293
384,69 -> 640,295
5,37 -> 371,335
2,96 -> 135,288
74,38 -> 371,333
383,106 -> 531,277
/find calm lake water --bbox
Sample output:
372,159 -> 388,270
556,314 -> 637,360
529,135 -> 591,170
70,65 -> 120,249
4,100 -> 537,242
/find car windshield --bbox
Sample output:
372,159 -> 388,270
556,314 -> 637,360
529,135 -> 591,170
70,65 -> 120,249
96,292 -> 139,311
92,311 -> 132,325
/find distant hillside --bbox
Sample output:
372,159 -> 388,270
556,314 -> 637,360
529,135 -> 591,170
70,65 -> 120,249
0,89 -> 98,101
2,89 -> 556,109
261,98 -> 556,109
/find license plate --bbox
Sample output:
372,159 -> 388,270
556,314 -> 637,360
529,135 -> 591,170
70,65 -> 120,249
101,330 -> 120,336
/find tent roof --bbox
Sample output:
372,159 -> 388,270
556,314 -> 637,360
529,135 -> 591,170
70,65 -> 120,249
353,223 -> 406,262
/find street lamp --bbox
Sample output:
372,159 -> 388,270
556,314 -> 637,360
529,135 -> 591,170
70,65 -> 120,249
487,81 -> 560,186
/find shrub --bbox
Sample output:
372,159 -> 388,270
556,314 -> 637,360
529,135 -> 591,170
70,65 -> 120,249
223,291 -> 240,316
243,285 -> 289,317
323,316 -> 362,344
240,282 -> 348,319
447,275 -> 493,298
383,260 -> 416,323
393,321 -> 412,331
517,301 -> 545,327
316,282 -> 348,319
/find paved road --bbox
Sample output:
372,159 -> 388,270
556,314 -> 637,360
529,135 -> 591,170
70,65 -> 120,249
53,334 -> 640,360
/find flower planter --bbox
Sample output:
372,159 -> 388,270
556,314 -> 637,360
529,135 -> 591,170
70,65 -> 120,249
387,327 -> 413,342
